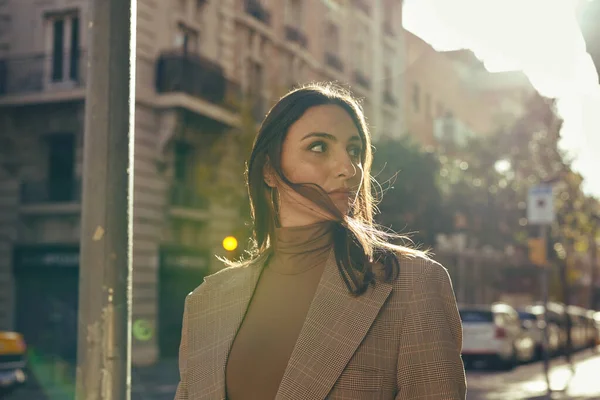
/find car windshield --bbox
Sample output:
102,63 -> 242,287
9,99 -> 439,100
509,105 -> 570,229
518,311 -> 538,321
459,310 -> 494,323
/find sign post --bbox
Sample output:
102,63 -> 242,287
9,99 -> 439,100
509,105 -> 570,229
527,184 -> 555,397
75,0 -> 136,399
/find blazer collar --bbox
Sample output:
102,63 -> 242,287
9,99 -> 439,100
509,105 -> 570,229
191,249 -> 393,400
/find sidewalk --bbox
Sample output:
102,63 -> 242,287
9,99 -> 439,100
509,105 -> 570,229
131,358 -> 179,400
467,347 -> 600,400
4,359 -> 181,400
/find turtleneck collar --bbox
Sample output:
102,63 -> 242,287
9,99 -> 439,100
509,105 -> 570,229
268,220 -> 335,275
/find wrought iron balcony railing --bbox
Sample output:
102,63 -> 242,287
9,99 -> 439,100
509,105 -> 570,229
383,90 -> 397,106
284,26 -> 308,48
353,70 -> 371,89
20,178 -> 82,204
324,52 -> 344,72
170,181 -> 209,210
156,51 -> 240,111
245,0 -> 271,25
0,50 -> 87,96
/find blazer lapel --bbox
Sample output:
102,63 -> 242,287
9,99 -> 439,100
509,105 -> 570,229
190,254 -> 267,399
275,250 -> 393,400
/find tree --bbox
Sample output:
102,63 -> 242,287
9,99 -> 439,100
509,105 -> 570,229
436,93 -> 578,252
372,136 -> 448,248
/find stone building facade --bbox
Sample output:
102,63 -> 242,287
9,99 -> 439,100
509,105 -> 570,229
0,0 -> 406,366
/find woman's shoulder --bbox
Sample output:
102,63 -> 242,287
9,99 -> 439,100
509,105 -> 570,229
385,249 -> 451,288
186,253 -> 267,300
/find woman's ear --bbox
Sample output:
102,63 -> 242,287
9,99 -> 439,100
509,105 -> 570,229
263,159 -> 277,188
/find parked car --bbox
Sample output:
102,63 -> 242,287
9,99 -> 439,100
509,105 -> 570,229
460,303 -> 535,369
517,305 -> 562,359
0,331 -> 27,392
566,305 -> 590,351
593,312 -> 600,348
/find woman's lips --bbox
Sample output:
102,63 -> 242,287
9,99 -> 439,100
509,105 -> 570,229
328,190 -> 352,200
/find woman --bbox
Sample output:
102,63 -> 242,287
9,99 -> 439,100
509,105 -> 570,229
174,83 -> 466,400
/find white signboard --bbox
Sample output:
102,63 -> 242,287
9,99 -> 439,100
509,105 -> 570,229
527,184 -> 555,225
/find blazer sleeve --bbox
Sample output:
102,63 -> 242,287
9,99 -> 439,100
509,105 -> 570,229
395,260 -> 466,399
174,294 -> 190,400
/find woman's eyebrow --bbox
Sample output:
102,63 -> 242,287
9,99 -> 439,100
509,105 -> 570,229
301,132 -> 362,143
301,132 -> 336,141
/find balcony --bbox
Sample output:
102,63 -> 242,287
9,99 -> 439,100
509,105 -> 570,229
155,52 -> 240,111
20,178 -> 81,204
19,178 -> 82,215
250,94 -> 269,122
353,70 -> 371,89
170,182 -> 209,211
244,0 -> 271,25
284,26 -> 308,48
383,90 -> 396,106
324,52 -> 344,72
0,50 -> 87,99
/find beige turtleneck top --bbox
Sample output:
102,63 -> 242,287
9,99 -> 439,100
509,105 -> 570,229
225,220 -> 335,400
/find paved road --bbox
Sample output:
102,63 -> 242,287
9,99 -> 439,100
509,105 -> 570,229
5,348 -> 600,400
467,348 -> 600,400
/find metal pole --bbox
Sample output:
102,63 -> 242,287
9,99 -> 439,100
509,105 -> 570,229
75,0 -> 136,399
540,224 -> 552,396
591,218 -> 599,311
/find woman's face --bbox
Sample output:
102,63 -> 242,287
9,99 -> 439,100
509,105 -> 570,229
266,104 -> 364,227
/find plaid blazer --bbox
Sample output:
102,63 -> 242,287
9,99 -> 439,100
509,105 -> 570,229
174,250 -> 466,400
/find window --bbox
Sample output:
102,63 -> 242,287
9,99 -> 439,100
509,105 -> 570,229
47,133 -> 75,201
195,0 -> 207,20
425,93 -> 431,118
459,310 -> 493,323
285,0 -> 302,28
174,142 -> 192,182
174,24 -> 198,54
383,49 -> 394,88
324,21 -> 339,54
355,24 -> 368,72
284,54 -> 296,88
46,13 -> 80,83
411,83 -> 420,112
248,60 -> 263,96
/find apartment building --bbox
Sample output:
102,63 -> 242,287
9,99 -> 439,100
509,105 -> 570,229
0,0 -> 406,368
403,30 -> 536,148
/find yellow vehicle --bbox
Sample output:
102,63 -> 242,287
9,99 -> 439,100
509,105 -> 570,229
0,331 -> 27,390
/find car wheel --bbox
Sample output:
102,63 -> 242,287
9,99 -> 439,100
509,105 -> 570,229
497,348 -> 517,371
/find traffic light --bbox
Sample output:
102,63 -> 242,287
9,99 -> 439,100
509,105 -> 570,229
223,236 -> 240,261
222,236 -> 238,252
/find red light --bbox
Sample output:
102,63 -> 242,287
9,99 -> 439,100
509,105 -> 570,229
495,327 -> 507,339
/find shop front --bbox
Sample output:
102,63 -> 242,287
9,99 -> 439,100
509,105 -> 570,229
158,246 -> 209,358
12,244 -> 80,370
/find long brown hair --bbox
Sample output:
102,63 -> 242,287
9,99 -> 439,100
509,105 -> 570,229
227,82 -> 427,295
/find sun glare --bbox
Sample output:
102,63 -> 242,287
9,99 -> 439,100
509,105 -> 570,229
404,0 -> 600,197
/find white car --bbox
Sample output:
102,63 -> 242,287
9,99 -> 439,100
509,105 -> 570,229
460,303 -> 535,370
518,305 -> 562,359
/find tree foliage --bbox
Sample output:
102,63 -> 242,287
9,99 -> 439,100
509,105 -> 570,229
372,136 -> 448,248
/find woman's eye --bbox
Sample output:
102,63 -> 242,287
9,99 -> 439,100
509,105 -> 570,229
348,147 -> 362,158
309,142 -> 326,153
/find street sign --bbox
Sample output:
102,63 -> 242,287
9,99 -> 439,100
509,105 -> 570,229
527,184 -> 555,225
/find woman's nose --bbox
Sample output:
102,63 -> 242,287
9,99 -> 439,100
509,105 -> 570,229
336,153 -> 357,178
